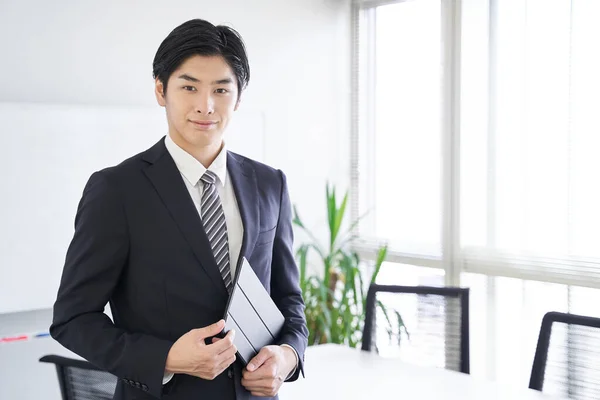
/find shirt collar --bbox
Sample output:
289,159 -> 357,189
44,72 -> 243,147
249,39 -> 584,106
164,134 -> 228,187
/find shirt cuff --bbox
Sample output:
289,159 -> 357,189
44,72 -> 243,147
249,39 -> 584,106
280,344 -> 299,379
163,372 -> 174,385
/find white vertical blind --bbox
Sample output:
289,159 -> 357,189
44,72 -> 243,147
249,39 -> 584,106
354,0 -> 444,259
353,0 -> 414,9
461,0 -> 600,288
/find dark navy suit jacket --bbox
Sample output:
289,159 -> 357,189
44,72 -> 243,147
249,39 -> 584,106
50,137 -> 308,400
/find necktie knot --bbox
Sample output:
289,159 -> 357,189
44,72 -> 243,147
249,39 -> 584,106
201,170 -> 217,186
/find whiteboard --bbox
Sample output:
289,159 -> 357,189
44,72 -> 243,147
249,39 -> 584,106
0,102 -> 265,314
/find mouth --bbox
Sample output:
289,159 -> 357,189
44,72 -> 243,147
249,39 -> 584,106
189,120 -> 218,128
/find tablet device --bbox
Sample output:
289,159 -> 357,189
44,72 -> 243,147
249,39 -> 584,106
222,257 -> 285,365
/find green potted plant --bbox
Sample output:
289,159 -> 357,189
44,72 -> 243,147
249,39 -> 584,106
293,184 -> 406,348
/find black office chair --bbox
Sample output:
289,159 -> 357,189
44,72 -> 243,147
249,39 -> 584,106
529,311 -> 600,399
361,284 -> 470,374
40,355 -> 117,400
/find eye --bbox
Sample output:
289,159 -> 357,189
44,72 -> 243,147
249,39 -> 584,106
215,88 -> 229,94
183,86 -> 196,91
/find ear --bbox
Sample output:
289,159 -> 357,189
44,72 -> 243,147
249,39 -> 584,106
155,78 -> 166,107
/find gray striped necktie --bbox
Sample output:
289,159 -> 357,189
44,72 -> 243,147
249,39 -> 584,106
200,170 -> 232,293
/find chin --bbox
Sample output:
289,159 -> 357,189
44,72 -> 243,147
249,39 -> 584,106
185,131 -> 222,147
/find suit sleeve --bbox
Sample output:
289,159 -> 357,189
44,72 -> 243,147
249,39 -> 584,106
50,171 -> 173,399
270,170 -> 309,381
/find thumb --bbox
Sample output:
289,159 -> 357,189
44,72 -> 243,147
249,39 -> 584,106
247,348 -> 271,372
195,319 -> 225,340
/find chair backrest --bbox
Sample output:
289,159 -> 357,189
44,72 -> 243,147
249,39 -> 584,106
40,355 -> 117,400
529,311 -> 600,399
361,284 -> 470,374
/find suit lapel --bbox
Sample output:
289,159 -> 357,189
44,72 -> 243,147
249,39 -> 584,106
227,152 -> 260,268
142,138 -> 228,297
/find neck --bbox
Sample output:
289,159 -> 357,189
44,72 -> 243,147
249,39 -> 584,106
169,133 -> 223,168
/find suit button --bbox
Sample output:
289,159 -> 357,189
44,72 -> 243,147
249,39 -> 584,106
227,368 -> 233,379
142,384 -> 149,392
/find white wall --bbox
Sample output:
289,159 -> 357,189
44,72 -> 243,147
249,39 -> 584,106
0,0 -> 351,190
0,0 -> 351,398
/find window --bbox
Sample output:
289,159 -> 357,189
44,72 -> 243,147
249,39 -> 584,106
353,0 -> 600,385
461,0 -> 600,287
354,0 -> 445,259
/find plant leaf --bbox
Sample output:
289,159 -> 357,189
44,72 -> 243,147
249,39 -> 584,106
376,299 -> 394,329
326,183 -> 337,250
331,191 -> 348,250
394,310 -> 410,340
370,245 -> 388,286
292,205 -> 305,229
296,244 -> 309,290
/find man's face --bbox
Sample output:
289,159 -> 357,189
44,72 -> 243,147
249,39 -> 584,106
155,55 -> 240,151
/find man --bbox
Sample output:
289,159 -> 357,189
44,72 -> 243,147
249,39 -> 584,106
50,19 -> 308,400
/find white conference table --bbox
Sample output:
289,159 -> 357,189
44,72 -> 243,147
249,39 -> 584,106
278,344 -> 566,400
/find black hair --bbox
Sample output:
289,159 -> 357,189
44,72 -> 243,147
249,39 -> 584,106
152,19 -> 250,99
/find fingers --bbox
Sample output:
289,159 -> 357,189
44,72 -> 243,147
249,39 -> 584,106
199,354 -> 235,380
246,347 -> 273,372
204,345 -> 236,380
215,337 -> 237,361
250,389 -> 280,398
242,376 -> 282,388
242,376 -> 283,397
243,358 -> 277,381
194,319 -> 225,340
210,328 -> 236,353
242,372 -> 283,388
216,351 -> 237,372
208,329 -> 237,369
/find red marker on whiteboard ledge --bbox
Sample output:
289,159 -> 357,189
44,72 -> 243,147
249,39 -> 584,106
0,335 -> 28,343
0,332 -> 50,343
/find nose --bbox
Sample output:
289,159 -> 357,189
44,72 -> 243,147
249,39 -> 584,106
195,92 -> 214,115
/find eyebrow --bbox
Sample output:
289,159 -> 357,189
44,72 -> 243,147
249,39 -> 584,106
177,74 -> 234,85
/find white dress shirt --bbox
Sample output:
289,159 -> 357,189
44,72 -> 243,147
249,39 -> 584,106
165,134 -> 244,278
162,135 -> 297,384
